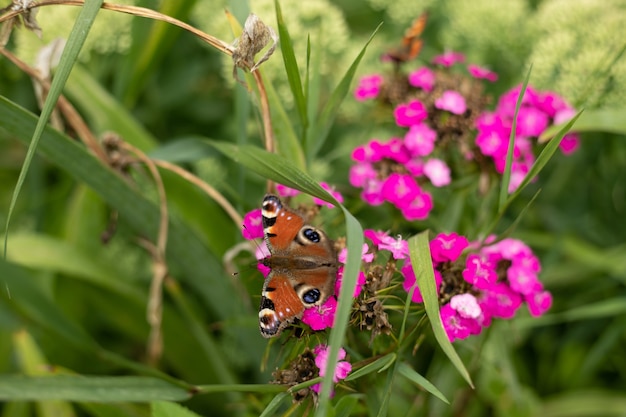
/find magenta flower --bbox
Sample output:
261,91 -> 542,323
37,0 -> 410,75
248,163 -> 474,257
242,208 -> 263,239
435,90 -> 467,115
430,233 -> 469,263
334,267 -> 367,298
381,173 -> 421,206
526,290 -> 553,317
361,179 -> 385,206
402,261 -> 442,303
516,107 -> 549,137
535,91 -> 569,117
381,137 -> 411,163
394,100 -> 428,127
314,182 -> 344,208
560,133 -> 580,155
475,128 -> 508,158
507,266 -> 543,295
440,304 -> 471,341
364,229 -> 390,246
423,158 -> 451,187
354,74 -> 384,101
408,67 -> 435,91
311,345 -> 352,394
339,243 -> 374,264
352,140 -> 384,162
302,297 -> 337,331
349,162 -> 377,187
276,184 -> 300,198
462,254 -> 497,290
467,64 -> 498,82
432,51 -> 465,67
400,191 -> 433,221
404,123 -> 437,157
255,242 -> 271,277
480,283 -> 522,319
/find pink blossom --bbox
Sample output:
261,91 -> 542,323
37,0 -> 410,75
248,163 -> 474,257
404,123 -> 437,157
508,162 -> 529,193
302,297 -> 337,331
408,67 -> 435,91
516,107 -> 549,137
242,209 -> 263,240
435,90 -> 467,115
554,107 -> 576,125
381,137 -> 411,163
352,140 -> 384,163
255,242 -> 271,277
381,173 -> 421,206
440,304 -> 471,342
507,266 -> 543,295
394,100 -> 428,127
405,158 -> 425,176
275,184 -> 300,198
313,182 -> 344,208
462,254 -> 498,290
475,128 -> 508,158
338,243 -> 374,264
535,91 -> 570,117
560,133 -> 580,155
432,51 -> 465,67
349,162 -> 377,187
400,191 -> 433,221
311,345 -> 352,394
450,293 -> 482,319
467,64 -> 498,82
423,158 -> 451,187
430,233 -> 469,263
480,283 -> 522,319
402,261 -> 442,303
361,179 -> 385,206
364,229 -> 390,247
526,290 -> 553,317
496,85 -> 540,117
378,235 -> 409,260
334,267 -> 367,298
354,74 -> 384,101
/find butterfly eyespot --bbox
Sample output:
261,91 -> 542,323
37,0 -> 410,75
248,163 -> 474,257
302,289 -> 321,304
302,228 -> 321,243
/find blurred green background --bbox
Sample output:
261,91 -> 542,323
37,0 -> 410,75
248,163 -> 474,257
1,0 -> 626,416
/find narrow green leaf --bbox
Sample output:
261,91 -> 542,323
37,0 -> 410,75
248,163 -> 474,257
259,392 -> 290,417
408,232 -> 473,388
274,0 -> 307,130
152,401 -> 202,417
499,67 -> 532,210
4,0 -> 103,258
397,362 -> 449,404
539,107 -> 626,139
539,390 -> 626,417
0,376 -> 189,402
518,297 -> 626,328
344,354 -> 396,382
375,361 -> 397,417
334,395 -> 362,417
307,23 -> 382,157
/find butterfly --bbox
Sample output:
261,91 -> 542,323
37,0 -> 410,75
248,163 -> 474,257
382,12 -> 428,64
258,194 -> 339,338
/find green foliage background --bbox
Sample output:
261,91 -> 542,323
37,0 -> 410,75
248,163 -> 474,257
1,0 -> 625,416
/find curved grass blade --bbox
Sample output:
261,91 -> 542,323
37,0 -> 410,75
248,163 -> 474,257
152,401 -> 203,417
408,232 -> 473,388
259,392 -> 290,417
539,107 -> 626,140
397,362 -> 449,404
4,0 -> 103,258
307,23 -> 382,157
344,354 -> 396,382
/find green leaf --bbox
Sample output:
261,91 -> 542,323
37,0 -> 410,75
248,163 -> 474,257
334,395 -> 362,417
274,0 -> 307,130
0,376 -> 189,402
344,354 -> 396,382
397,362 -> 449,404
408,232 -> 473,388
307,23 -> 382,157
152,401 -> 202,417
539,390 -> 626,417
259,392 -> 290,417
4,0 -> 104,258
539,107 -> 626,139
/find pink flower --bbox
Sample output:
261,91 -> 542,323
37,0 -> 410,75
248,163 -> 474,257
475,128 -> 508,158
381,173 -> 421,206
352,139 -> 384,162
354,74 -> 384,101
430,233 -> 469,263
242,209 -> 263,240
450,293 -> 482,319
440,304 -> 471,342
435,90 -> 467,115
276,184 -> 300,197
559,133 -> 580,155
361,179 -> 385,206
467,64 -> 498,82
314,182 -> 344,208
349,162 -> 377,187
381,137 -> 411,163
302,297 -> 337,331
462,254 -> 497,290
402,260 -> 442,303
535,91 -> 570,117
311,345 -> 352,394
400,191 -> 433,221
507,266 -> 543,295
423,158 -> 451,187
516,107 -> 549,137
432,51 -> 465,67
394,100 -> 428,127
364,229 -> 390,246
378,235 -> 409,260
334,267 -> 367,298
408,67 -> 435,91
480,283 -> 522,319
526,290 -> 552,317
404,123 -> 437,157
255,242 -> 271,277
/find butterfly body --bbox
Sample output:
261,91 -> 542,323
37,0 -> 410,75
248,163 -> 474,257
259,194 -> 339,338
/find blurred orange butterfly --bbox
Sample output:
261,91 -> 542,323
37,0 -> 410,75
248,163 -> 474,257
382,13 -> 428,64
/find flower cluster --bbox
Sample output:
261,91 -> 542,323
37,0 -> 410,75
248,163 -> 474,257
402,232 -> 552,342
351,51 -> 579,220
310,345 -> 352,395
